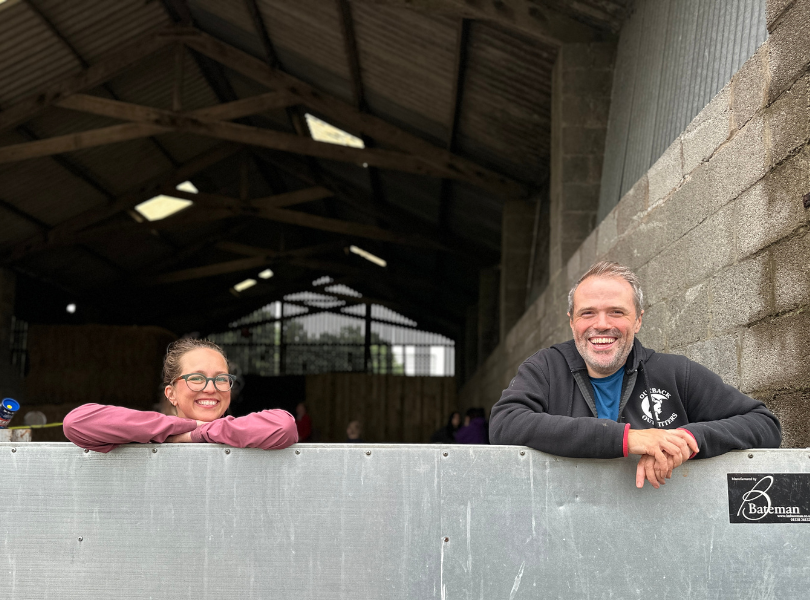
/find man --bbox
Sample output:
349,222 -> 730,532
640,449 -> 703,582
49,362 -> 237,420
489,261 -> 781,488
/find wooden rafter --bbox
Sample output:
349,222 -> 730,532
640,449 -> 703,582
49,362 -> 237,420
0,27 -> 179,133
173,29 -> 528,198
242,0 -> 280,68
257,151 -> 499,264
0,26 -> 528,196
0,95 -> 460,180
337,0 -> 367,112
1,144 -> 240,262
166,186 -> 334,210
432,17 -> 470,307
148,254 -> 274,285
216,241 -> 340,258
146,241 -> 342,285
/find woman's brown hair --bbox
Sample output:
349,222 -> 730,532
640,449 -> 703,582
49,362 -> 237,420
162,338 -> 228,387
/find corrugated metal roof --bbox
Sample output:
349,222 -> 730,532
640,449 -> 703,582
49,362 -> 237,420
0,0 -> 619,334
352,3 -> 457,139
0,2 -> 79,106
33,0 -> 171,64
456,22 -> 556,185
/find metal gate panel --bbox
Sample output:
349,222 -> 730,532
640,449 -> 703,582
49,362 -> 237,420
2,443 -> 808,599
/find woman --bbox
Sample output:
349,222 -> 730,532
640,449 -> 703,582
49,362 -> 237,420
63,339 -> 298,453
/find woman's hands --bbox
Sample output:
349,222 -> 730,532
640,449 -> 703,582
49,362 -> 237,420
165,420 -> 206,443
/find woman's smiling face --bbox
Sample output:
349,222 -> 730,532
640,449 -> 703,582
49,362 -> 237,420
165,348 -> 231,421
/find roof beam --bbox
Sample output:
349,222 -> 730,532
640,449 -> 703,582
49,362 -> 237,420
446,18 -> 469,154
1,144 -> 240,262
2,95 -> 461,179
0,122 -> 169,163
336,0 -> 388,230
145,242 -> 341,285
242,0 -> 280,68
24,0 -> 181,168
148,255 -> 274,285
337,0 -> 367,112
348,0 -> 613,46
166,186 -> 334,210
216,241 -> 340,258
0,27 -> 178,133
56,92 -> 295,124
250,207 -> 444,249
191,91 -> 295,121
258,151 -> 499,264
66,194 -> 444,253
175,29 -> 528,198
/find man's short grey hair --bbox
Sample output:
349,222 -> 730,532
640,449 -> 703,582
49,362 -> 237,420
567,261 -> 644,317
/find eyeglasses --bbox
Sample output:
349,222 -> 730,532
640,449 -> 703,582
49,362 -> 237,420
175,373 -> 236,392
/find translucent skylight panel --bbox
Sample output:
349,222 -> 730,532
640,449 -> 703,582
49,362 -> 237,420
305,113 -> 364,148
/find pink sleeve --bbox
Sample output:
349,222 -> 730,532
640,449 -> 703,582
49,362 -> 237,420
63,403 -> 198,454
189,409 -> 298,450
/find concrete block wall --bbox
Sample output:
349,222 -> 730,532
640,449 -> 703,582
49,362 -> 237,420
499,199 -> 536,339
461,0 -> 810,448
549,43 -> 616,274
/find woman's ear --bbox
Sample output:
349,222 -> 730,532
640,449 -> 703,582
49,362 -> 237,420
165,385 -> 175,406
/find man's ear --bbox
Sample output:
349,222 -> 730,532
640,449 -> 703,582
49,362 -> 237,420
634,310 -> 644,333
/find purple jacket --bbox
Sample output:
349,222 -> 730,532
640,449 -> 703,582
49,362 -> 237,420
454,417 -> 489,444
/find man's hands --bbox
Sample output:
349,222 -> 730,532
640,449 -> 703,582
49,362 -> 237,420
165,420 -> 206,444
627,428 -> 698,489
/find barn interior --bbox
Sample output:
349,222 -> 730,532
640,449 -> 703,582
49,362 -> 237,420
4,0 -> 804,447
0,0 -> 619,440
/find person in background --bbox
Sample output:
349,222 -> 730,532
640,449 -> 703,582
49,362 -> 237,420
63,339 -> 298,453
455,407 -> 489,444
295,402 -> 312,442
345,419 -> 364,443
430,411 -> 461,443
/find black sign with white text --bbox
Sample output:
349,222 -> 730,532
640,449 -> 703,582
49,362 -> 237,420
728,473 -> 810,523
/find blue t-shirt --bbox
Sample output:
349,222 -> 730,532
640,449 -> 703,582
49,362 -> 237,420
590,369 -> 624,421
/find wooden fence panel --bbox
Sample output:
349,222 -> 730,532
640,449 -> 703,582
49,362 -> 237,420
305,374 -> 456,443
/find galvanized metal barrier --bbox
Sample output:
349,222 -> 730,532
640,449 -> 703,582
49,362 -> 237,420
2,443 -> 808,599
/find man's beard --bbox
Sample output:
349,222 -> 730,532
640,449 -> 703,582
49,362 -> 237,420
574,327 -> 634,377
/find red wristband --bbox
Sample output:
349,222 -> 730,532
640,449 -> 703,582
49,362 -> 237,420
622,423 -> 630,457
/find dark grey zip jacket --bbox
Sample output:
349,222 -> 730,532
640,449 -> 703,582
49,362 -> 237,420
489,338 -> 781,459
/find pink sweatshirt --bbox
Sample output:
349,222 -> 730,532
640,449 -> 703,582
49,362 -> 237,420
63,404 -> 298,453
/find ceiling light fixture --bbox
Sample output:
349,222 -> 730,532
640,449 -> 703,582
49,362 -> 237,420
350,245 -> 387,267
233,278 -> 257,292
258,269 -> 274,279
66,303 -> 76,314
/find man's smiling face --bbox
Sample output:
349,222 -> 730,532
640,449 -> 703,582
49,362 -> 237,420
568,275 -> 643,378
